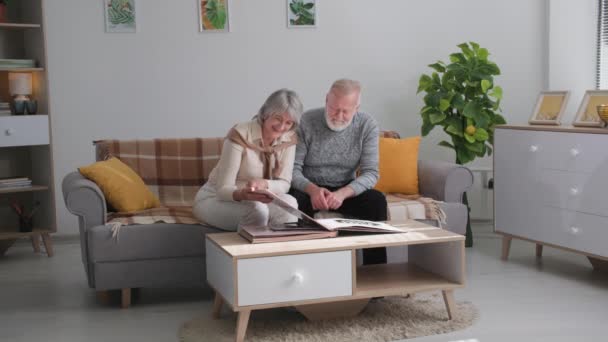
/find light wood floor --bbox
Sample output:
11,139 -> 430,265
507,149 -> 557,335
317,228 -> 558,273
0,222 -> 607,342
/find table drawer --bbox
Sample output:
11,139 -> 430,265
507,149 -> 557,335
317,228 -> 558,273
538,207 -> 608,257
237,250 -> 352,306
538,131 -> 608,173
0,115 -> 49,147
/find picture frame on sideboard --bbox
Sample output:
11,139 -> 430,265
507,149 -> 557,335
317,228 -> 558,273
572,90 -> 608,127
529,91 -> 569,125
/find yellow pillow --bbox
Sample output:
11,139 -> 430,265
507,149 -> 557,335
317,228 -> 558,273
374,136 -> 420,194
79,157 -> 160,213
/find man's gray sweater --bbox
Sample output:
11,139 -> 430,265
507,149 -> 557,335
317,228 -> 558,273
291,108 -> 380,196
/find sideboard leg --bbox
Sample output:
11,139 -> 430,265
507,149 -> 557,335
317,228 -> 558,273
588,257 -> 608,272
235,309 -> 251,342
536,244 -> 543,258
212,292 -> 224,319
501,236 -> 512,261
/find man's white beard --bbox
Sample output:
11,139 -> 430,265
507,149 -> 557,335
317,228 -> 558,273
325,112 -> 353,132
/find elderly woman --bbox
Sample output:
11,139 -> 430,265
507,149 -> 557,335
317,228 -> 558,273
193,89 -> 303,230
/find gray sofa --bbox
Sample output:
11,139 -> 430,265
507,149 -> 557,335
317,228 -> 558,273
62,144 -> 473,308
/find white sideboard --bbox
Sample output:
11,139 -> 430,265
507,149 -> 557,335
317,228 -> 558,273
494,125 -> 608,270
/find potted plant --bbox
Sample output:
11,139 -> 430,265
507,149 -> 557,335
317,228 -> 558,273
417,42 -> 506,247
0,0 -> 9,23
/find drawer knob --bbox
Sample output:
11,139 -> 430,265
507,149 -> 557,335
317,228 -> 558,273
529,145 -> 539,152
569,187 -> 579,196
570,148 -> 580,157
569,226 -> 581,235
292,272 -> 304,284
5,128 -> 14,136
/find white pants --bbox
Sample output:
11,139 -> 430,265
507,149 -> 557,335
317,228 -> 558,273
193,191 -> 298,231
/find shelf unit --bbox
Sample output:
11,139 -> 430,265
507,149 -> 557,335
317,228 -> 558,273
0,0 -> 55,257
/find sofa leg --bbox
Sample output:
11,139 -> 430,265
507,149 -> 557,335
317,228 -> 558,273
96,290 -> 111,305
121,288 -> 131,309
501,235 -> 512,261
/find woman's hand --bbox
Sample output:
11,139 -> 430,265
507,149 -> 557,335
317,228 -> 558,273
233,187 -> 273,203
246,179 -> 268,191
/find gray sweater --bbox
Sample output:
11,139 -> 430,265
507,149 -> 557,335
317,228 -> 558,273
291,108 -> 380,196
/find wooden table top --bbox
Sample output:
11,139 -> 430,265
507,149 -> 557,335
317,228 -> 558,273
207,220 -> 464,259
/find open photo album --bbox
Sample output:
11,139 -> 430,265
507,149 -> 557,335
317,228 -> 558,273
238,189 -> 408,243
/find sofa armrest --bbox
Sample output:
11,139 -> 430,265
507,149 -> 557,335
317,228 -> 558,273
62,171 -> 107,230
418,159 -> 473,203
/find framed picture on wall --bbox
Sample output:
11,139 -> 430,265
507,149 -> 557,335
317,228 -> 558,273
529,91 -> 570,125
572,90 -> 608,127
287,0 -> 317,28
198,0 -> 230,32
104,0 -> 137,33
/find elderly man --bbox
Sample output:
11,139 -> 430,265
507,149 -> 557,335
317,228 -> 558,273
289,79 -> 387,264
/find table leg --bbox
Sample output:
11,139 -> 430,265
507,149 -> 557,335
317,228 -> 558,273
536,244 -> 543,258
442,290 -> 456,320
235,309 -> 251,342
212,292 -> 224,319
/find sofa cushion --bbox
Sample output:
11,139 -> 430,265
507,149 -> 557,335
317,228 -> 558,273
79,157 -> 160,212
374,136 -> 421,194
87,223 -> 222,262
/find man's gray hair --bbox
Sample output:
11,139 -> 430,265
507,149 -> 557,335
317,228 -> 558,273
329,79 -> 361,105
255,88 -> 303,129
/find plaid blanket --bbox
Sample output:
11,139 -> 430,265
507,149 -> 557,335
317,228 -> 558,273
386,194 -> 446,227
95,137 -> 224,207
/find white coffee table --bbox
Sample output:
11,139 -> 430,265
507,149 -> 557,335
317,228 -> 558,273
206,220 -> 465,342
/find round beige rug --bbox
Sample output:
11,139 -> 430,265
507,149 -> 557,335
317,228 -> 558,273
179,294 -> 478,342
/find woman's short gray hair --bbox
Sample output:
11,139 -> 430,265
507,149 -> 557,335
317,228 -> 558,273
255,89 -> 303,130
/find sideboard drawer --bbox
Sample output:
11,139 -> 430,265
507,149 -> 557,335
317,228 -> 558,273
0,115 -> 50,147
539,131 -> 608,173
237,251 -> 352,306
542,170 -> 608,217
538,207 -> 608,257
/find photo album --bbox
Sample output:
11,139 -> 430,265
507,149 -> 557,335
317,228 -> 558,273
238,189 -> 409,243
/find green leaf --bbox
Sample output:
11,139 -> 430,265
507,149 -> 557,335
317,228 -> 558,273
417,74 -> 432,93
421,106 -> 434,114
481,79 -> 491,93
449,53 -> 467,64
494,114 -> 506,125
458,43 -> 474,58
421,122 -> 434,136
478,48 -> 489,60
451,94 -> 465,111
424,92 -> 441,107
463,101 -> 481,118
474,127 -> 489,141
489,86 -> 503,100
464,134 -> 476,143
446,123 -> 464,137
456,147 -> 474,164
473,111 -> 490,129
470,42 -> 480,52
432,72 -> 441,86
439,99 -> 451,112
430,113 -> 447,124
465,141 -> 484,153
439,140 -> 455,149
303,2 -> 314,9
206,0 -> 226,29
428,62 -> 446,73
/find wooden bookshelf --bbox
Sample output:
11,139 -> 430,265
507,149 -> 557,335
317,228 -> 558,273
0,23 -> 41,29
0,185 -> 48,194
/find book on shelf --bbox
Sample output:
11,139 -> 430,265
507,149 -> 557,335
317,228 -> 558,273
0,59 -> 36,68
237,189 -> 410,244
0,177 -> 32,188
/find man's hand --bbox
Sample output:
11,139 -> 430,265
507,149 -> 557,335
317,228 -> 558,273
305,184 -> 330,211
246,179 -> 268,190
233,187 -> 272,203
327,186 -> 355,210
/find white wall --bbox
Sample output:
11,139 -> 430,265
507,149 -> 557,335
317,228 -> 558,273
45,0 -> 548,235
548,0 -> 598,118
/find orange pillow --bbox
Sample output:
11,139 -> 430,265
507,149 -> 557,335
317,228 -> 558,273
79,157 -> 160,213
374,136 -> 420,194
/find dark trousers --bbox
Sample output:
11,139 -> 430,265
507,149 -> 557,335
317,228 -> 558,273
289,186 -> 388,265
